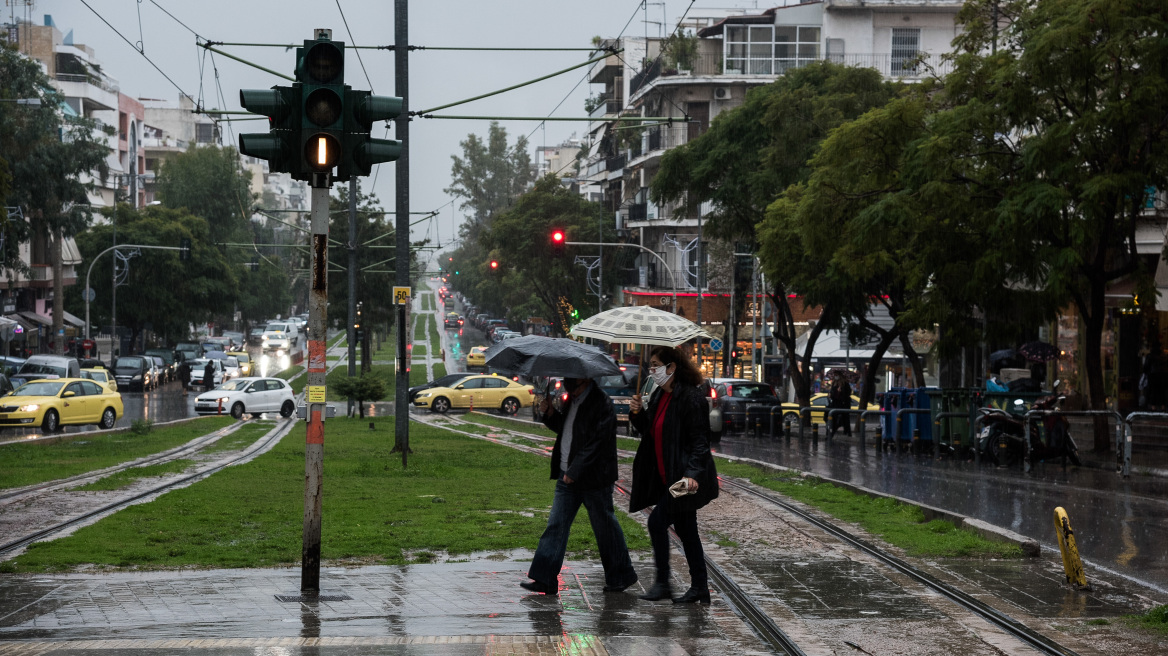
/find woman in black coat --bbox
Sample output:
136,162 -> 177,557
628,345 -> 718,604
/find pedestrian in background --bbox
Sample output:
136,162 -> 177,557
520,376 -> 638,596
828,378 -> 852,438
628,346 -> 719,604
178,359 -> 191,395
202,360 -> 216,392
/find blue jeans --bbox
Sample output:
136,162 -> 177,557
528,480 -> 638,589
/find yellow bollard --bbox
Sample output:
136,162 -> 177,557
1053,507 -> 1089,589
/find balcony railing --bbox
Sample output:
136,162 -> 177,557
645,125 -> 689,153
605,153 -> 626,173
588,95 -> 624,119
55,72 -> 119,94
632,50 -> 953,93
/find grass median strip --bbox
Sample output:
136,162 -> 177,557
202,421 -> 278,454
275,365 -> 304,381
1127,604 -> 1168,635
715,459 -> 1023,559
0,417 -> 237,490
2,418 -> 650,572
71,459 -> 197,492
465,412 -> 556,439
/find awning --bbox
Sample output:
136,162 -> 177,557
55,310 -> 85,328
18,311 -> 52,327
62,237 -> 82,266
1136,221 -> 1167,255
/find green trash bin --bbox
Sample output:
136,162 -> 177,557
927,388 -> 977,452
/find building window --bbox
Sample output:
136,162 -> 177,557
725,25 -> 820,75
891,28 -> 921,74
196,122 -> 216,144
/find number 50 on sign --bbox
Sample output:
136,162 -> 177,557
393,287 -> 411,305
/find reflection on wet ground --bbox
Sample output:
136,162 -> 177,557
745,557 -> 944,620
715,433 -> 1168,592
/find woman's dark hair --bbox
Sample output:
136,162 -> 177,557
650,345 -> 703,387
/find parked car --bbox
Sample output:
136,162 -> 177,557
149,356 -> 168,387
408,372 -> 472,403
708,378 -> 782,432
194,376 -> 296,419
0,355 -> 26,376
81,367 -> 117,392
0,378 -> 123,431
13,355 -> 82,388
111,355 -> 153,392
412,373 -> 534,415
780,393 -> 879,429
203,337 -> 231,353
227,351 -> 253,376
188,358 -> 225,391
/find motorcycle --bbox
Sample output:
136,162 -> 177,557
977,381 -> 1081,467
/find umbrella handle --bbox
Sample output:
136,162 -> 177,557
633,344 -> 646,409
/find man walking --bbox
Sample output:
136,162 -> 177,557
178,358 -> 191,395
202,360 -> 216,392
521,376 -> 638,595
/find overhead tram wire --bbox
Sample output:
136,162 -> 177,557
79,0 -> 197,106
526,0 -> 647,141
148,0 -> 203,39
335,0 -> 375,91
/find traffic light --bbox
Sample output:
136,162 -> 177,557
296,36 -> 346,177
339,89 -> 402,178
238,85 -> 298,174
551,229 -> 565,255
179,237 -> 192,261
489,260 -> 499,271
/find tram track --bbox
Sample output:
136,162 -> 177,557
419,409 -> 1083,656
0,419 -> 254,504
0,417 -> 296,558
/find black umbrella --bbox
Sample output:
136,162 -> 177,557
1019,341 -> 1060,362
989,348 -> 1018,364
826,367 -> 860,384
484,334 -> 621,379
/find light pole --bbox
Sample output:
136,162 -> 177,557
564,241 -> 678,313
85,244 -> 185,347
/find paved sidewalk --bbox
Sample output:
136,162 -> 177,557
0,560 -> 765,655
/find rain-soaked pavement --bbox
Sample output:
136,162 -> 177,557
713,432 -> 1168,594
0,560 -> 768,655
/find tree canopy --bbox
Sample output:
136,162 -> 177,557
444,122 -> 534,227
155,145 -> 255,239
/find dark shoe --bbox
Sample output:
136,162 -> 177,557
639,582 -> 672,601
519,580 -> 557,595
673,587 -> 711,604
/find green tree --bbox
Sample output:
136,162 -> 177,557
155,145 -> 255,239
931,0 -> 1168,447
326,185 -> 408,337
71,205 -> 237,346
473,176 -> 618,331
445,122 -> 534,226
653,62 -> 900,406
0,43 -> 110,353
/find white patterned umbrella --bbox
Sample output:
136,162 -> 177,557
569,305 -> 707,347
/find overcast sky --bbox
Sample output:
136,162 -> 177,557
25,0 -> 757,266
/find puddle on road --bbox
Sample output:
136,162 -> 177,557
745,557 -> 946,620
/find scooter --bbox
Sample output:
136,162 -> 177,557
977,381 -> 1081,467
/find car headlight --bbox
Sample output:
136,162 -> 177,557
419,392 -> 431,398
17,404 -> 39,412
132,375 -> 142,380
218,397 -> 230,403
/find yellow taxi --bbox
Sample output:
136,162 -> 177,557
466,346 -> 488,368
81,367 -> 118,392
780,393 -> 879,427
227,351 -> 253,376
412,373 -> 534,415
0,378 -> 125,432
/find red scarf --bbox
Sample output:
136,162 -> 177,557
652,391 -> 673,484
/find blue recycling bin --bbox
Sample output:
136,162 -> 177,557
910,387 -> 939,442
881,388 -> 910,443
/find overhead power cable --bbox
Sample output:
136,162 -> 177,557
202,41 -> 602,51
413,51 -> 620,116
78,0 -> 196,105
148,0 -> 202,39
334,0 -> 375,91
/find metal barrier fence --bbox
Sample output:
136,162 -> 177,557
722,402 -> 1167,479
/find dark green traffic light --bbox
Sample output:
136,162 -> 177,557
238,86 -> 298,174
339,89 -> 403,179
296,37 -> 346,176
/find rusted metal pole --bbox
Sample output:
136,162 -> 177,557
301,180 -> 330,593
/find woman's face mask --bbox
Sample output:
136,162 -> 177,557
649,363 -> 673,387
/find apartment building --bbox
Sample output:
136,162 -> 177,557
583,0 -> 963,330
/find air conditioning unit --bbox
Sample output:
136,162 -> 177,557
714,87 -> 731,100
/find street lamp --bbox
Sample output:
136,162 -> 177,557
563,240 -> 678,313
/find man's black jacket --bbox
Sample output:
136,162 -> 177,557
542,383 -> 618,490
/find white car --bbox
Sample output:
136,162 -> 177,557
194,377 -> 296,419
222,356 -> 241,380
188,358 -> 225,390
262,322 -> 296,355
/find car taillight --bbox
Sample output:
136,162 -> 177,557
725,385 -> 733,397
709,388 -> 717,399
554,380 -> 562,390
561,393 -> 569,403
528,389 -> 535,395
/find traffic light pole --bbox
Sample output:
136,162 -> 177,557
391,0 -> 411,466
302,179 -> 330,594
347,177 -> 358,417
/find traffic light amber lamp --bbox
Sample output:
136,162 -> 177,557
305,134 -> 341,172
